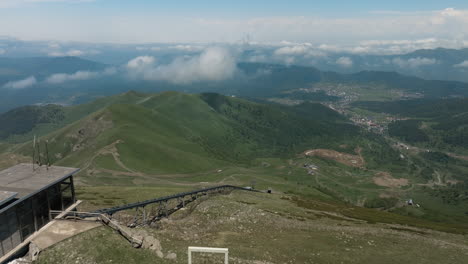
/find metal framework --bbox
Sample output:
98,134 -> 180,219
93,185 -> 255,227
188,247 -> 228,264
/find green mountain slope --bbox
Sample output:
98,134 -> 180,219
18,91 -> 363,174
6,91 -> 468,229
0,91 -> 150,142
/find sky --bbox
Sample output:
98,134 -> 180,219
0,0 -> 468,48
2,1 -> 468,89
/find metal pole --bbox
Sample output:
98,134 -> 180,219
188,248 -> 192,264
45,140 -> 50,169
37,139 -> 42,166
32,135 -> 36,171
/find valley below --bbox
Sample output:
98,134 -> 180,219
2,89 -> 468,263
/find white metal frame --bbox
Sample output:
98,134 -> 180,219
188,246 -> 228,264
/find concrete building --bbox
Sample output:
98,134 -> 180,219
0,163 -> 79,259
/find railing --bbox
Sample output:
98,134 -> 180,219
93,185 -> 253,215
50,210 -> 102,220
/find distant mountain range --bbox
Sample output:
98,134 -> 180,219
241,47 -> 468,83
341,48 -> 468,83
1,55 -> 468,113
0,56 -> 106,83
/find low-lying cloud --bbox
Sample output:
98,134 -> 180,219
393,57 -> 438,68
454,60 -> 468,68
48,49 -> 100,57
169,45 -> 205,52
273,44 -> 327,62
336,57 -> 353,67
126,47 -> 237,84
46,71 -> 99,84
45,67 -> 116,84
2,76 -> 37,89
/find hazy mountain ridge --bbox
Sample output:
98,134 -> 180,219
1,53 -> 468,112
0,56 -> 106,82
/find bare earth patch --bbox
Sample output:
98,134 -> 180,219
304,148 -> 365,167
373,172 -> 409,188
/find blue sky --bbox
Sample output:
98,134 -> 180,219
12,0 -> 468,17
1,0 -> 468,46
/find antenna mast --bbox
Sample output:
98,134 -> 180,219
45,140 -> 50,170
32,135 -> 36,171
37,138 -> 42,166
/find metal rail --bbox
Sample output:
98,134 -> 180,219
94,185 -> 253,215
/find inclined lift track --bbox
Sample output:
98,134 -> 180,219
53,185 -> 258,248
93,185 -> 256,216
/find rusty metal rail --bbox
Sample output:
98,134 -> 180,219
93,185 -> 254,216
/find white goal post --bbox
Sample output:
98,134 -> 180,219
188,246 -> 229,264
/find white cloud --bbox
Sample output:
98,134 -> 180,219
2,76 -> 37,89
46,71 -> 99,84
0,48 -> 5,55
314,38 -> 448,55
126,56 -> 155,70
336,57 -> 353,67
274,45 -> 308,56
454,60 -> 468,68
44,67 -> 116,84
66,49 -> 84,56
272,43 -> 327,64
393,57 -> 438,68
168,45 -> 205,52
135,46 -> 162,51
274,43 -> 326,57
0,6 -> 467,56
47,49 -> 100,57
126,47 -> 237,84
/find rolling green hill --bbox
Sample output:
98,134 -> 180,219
0,91 -> 149,143
3,91 -> 467,231
16,91 -> 363,174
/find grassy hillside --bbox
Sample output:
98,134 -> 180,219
2,91 -> 466,234
37,191 -> 468,264
0,104 -> 65,140
15,91 -> 364,174
0,91 -> 149,143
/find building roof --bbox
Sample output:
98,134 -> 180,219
0,163 -> 79,199
0,190 -> 17,208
